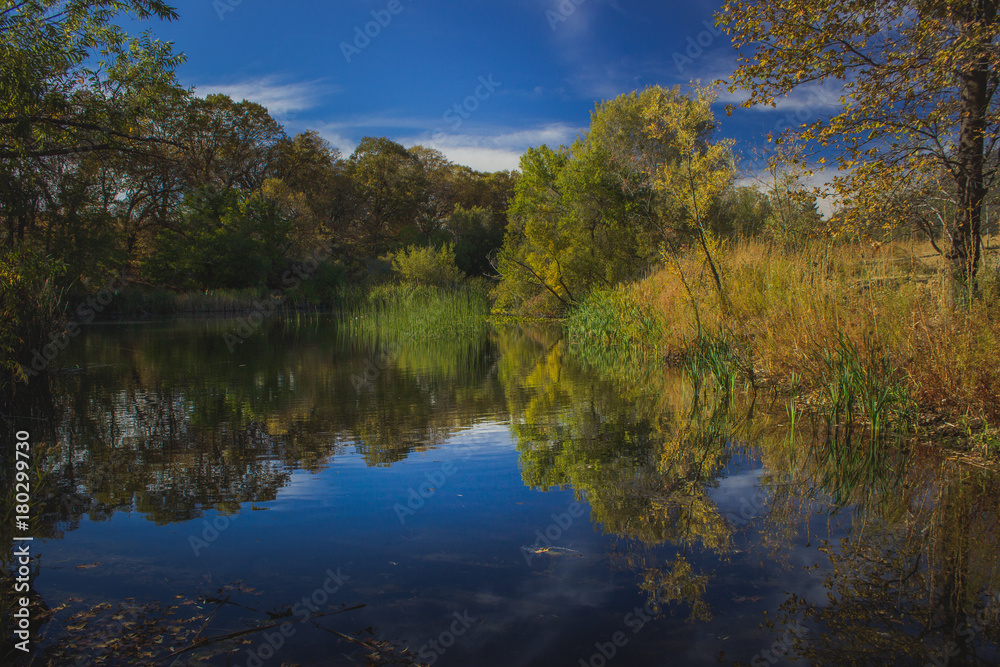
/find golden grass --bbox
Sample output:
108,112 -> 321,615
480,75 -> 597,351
584,236 -> 1000,435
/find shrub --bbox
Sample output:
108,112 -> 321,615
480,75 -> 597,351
389,243 -> 463,287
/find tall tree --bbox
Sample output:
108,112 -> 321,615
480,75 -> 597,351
177,94 -> 286,192
720,0 -> 1000,282
495,86 -> 732,314
345,137 -> 424,258
0,0 -> 184,163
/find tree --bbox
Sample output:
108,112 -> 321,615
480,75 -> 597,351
720,0 -> 1000,283
1,1 -> 185,248
345,137 -> 424,259
707,185 -> 772,238
0,0 -> 185,163
494,86 -> 734,315
639,86 -> 735,303
389,243 -> 463,287
142,188 -> 292,290
448,204 -> 504,276
751,149 -> 825,245
177,94 -> 286,192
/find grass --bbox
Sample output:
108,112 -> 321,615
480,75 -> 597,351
565,236 -> 1000,457
338,281 -> 491,341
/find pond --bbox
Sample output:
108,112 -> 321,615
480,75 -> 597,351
6,316 -> 1000,666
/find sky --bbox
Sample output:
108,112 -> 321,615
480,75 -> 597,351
128,0 -> 841,178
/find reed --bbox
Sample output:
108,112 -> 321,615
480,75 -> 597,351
564,236 -> 1000,455
338,282 -> 491,341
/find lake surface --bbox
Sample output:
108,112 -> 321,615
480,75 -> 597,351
10,316 -> 1000,666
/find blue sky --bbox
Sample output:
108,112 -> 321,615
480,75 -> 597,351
135,0 -> 840,174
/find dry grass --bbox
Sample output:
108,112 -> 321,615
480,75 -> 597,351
575,236 -> 1000,441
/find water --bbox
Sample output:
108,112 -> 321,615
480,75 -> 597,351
5,317 -> 999,666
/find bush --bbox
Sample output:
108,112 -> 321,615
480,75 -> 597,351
389,243 -> 463,287
0,248 -> 66,386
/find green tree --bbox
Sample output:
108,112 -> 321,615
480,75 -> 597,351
707,185 -> 772,238
1,0 -> 183,387
495,86 -> 734,315
142,188 -> 292,290
0,0 -> 184,165
176,94 -> 286,192
345,137 -> 425,260
720,0 -> 1000,283
448,204 -> 505,276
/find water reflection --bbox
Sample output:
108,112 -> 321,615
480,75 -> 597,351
1,317 -> 998,665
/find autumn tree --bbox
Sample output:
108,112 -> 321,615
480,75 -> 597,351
345,137 -> 425,260
720,0 -> 1000,283
177,94 -> 286,192
494,85 -> 734,314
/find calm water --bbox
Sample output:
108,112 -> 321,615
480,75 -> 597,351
8,317 -> 1000,666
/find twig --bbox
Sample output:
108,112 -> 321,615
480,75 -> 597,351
193,595 -> 229,643
148,603 -> 366,664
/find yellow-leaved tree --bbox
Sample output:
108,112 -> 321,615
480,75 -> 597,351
719,0 -> 999,284
494,85 -> 735,315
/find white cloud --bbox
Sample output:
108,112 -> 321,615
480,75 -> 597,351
193,75 -> 338,118
717,82 -> 843,113
306,122 -> 358,157
736,165 -> 846,219
401,122 -> 579,172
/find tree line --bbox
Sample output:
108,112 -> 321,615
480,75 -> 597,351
2,0 -> 998,389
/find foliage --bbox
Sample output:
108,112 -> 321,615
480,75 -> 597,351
720,0 -> 1000,281
389,242 -> 463,287
0,0 -> 185,162
706,185 -> 772,238
565,236 -> 1000,442
448,204 -> 505,276
494,85 -> 734,316
0,248 -> 65,386
141,188 -> 292,290
566,285 -> 666,362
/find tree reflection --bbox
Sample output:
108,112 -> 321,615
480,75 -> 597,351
499,325 -> 745,621
769,445 -> 1000,666
26,318 -> 502,533
501,326 -> 1000,663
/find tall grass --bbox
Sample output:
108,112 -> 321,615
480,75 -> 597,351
566,286 -> 666,367
565,237 -> 1000,454
338,282 -> 490,341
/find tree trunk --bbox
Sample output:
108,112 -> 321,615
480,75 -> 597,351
951,0 -> 997,285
